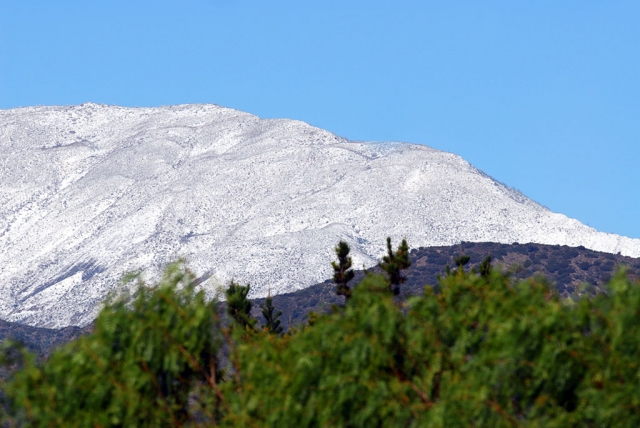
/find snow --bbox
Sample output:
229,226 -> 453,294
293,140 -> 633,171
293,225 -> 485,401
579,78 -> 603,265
1,103 -> 639,327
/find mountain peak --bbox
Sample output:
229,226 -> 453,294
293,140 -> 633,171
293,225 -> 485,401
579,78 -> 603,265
1,103 -> 638,327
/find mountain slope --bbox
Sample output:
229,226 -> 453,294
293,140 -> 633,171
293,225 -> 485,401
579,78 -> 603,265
1,103 -> 639,327
4,242 -> 639,361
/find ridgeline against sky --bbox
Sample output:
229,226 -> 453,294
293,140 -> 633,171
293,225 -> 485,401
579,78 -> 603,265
1,103 -> 639,328
1,2 -> 638,238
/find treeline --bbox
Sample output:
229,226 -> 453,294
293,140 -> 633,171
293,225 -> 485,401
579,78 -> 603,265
2,239 -> 640,426
253,241 -> 640,329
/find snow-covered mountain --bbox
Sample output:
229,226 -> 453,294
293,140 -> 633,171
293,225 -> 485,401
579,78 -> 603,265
1,103 -> 639,328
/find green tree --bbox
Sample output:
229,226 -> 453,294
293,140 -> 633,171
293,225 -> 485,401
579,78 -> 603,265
332,240 -> 355,300
454,254 -> 470,269
479,253 -> 492,277
221,265 -> 640,427
260,292 -> 283,335
1,261 -> 223,427
379,237 -> 411,295
225,280 -> 256,331
4,241 -> 640,427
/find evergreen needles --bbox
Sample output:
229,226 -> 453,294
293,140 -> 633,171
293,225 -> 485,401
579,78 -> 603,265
4,240 -> 640,426
379,237 -> 411,295
225,280 -> 256,331
332,240 -> 355,300
260,291 -> 283,335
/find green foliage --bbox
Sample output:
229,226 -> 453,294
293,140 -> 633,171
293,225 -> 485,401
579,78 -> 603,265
1,261 -> 222,427
260,294 -> 283,335
479,254 -> 492,277
332,240 -> 355,300
222,267 -> 640,427
379,237 -> 411,294
4,245 -> 640,426
454,254 -> 470,268
225,281 -> 256,331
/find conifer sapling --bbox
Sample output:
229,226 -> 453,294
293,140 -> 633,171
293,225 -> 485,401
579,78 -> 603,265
226,281 -> 256,331
332,241 -> 355,301
479,254 -> 492,278
260,290 -> 283,335
379,237 -> 411,295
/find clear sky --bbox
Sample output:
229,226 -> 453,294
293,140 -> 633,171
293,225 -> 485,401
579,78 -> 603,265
1,1 -> 639,238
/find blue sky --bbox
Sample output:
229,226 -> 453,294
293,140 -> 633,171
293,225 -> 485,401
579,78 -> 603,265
1,1 -> 639,238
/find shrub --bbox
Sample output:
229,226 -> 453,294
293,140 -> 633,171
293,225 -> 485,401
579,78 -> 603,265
1,262 -> 222,427
3,253 -> 640,426
223,267 -> 640,426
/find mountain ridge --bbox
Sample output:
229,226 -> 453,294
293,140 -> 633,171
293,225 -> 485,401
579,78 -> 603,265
2,103 -> 639,327
3,241 -> 638,360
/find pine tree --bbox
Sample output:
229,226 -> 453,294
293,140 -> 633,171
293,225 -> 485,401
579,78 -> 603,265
454,255 -> 470,267
379,237 -> 411,295
332,241 -> 355,301
479,254 -> 492,278
260,291 -> 283,335
226,281 -> 256,331
454,255 -> 470,272
7,252 -> 640,426
0,261 -> 223,426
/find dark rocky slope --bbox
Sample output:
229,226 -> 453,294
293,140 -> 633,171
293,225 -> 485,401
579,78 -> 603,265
252,241 -> 640,328
3,242 -> 639,359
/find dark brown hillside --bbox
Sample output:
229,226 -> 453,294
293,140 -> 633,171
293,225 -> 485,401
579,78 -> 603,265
2,242 -> 639,359
0,320 -> 93,358
253,242 -> 640,328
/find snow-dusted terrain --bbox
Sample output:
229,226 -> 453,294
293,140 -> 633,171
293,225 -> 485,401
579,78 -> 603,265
1,103 -> 639,327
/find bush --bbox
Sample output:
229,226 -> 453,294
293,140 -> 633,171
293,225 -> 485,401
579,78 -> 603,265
1,262 -> 222,427
223,268 -> 640,426
3,257 -> 640,426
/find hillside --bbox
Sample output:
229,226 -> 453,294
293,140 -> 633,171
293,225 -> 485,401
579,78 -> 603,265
2,103 -> 640,328
254,241 -> 640,327
3,242 -> 638,358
